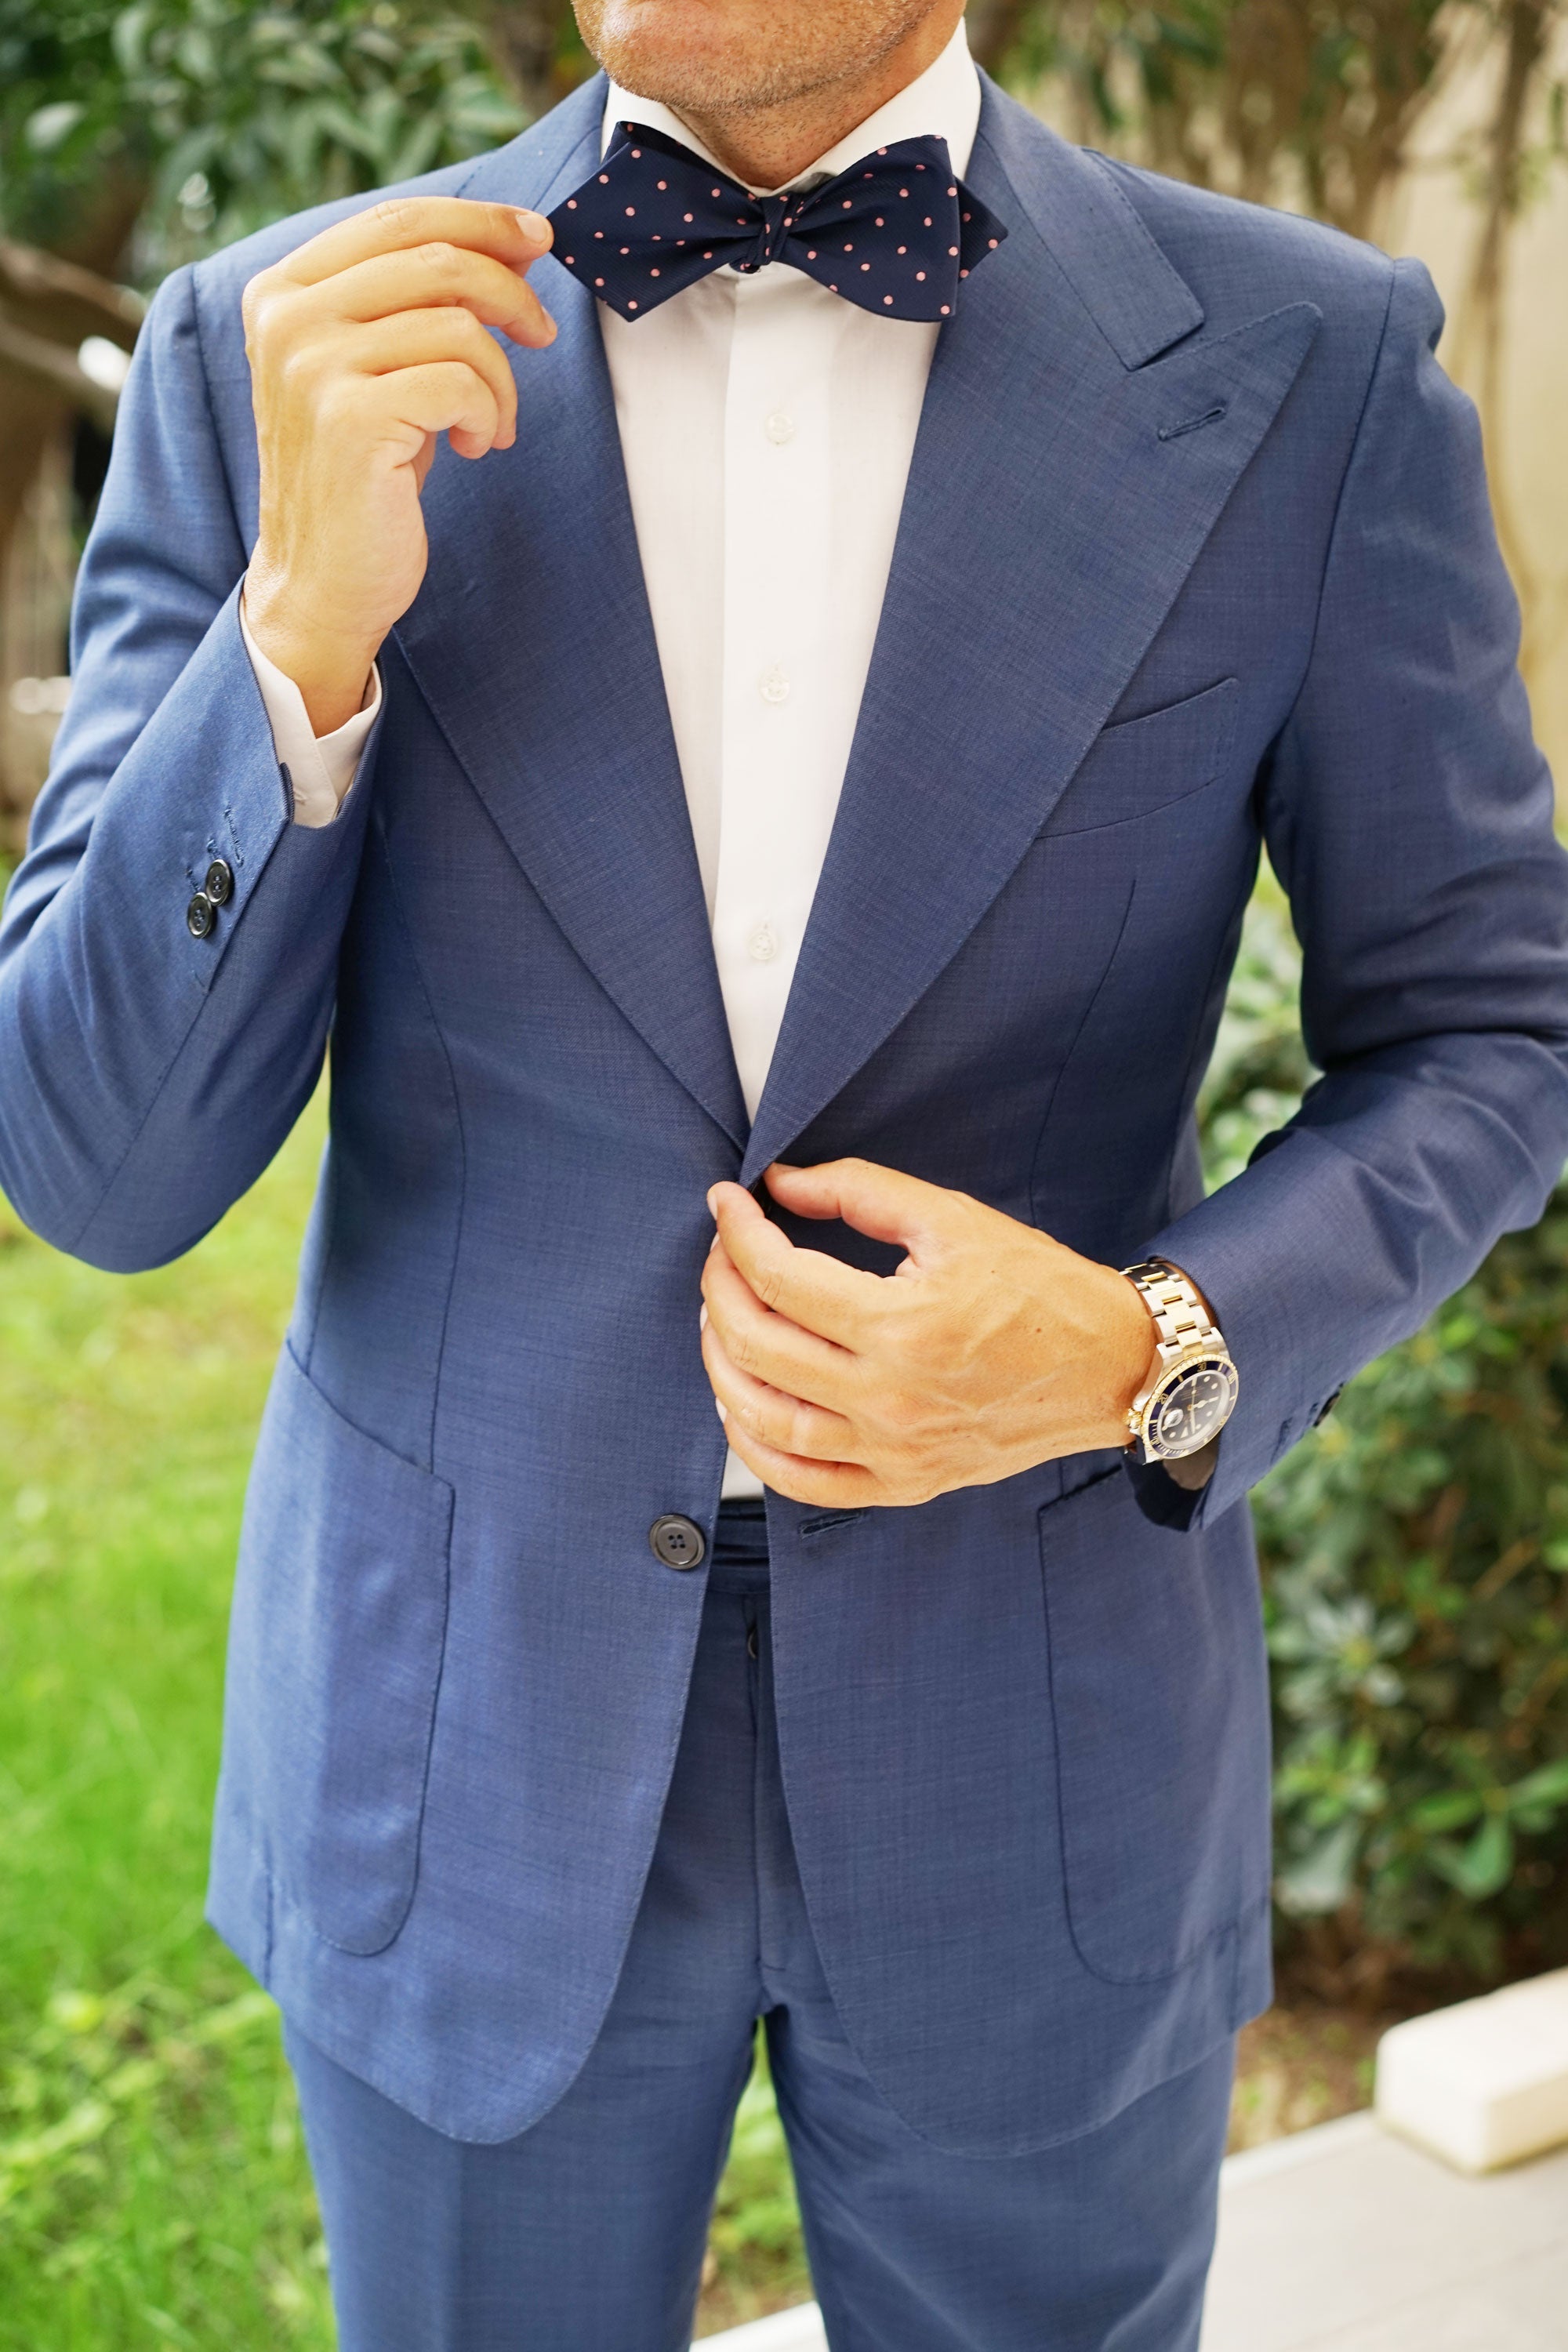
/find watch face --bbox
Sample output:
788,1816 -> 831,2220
1147,1356 -> 1240,1460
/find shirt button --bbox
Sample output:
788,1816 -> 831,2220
759,666 -> 789,706
764,410 -> 795,445
748,923 -> 778,963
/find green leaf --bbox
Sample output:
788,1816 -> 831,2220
388,112 -> 446,183
1506,1756 -> 1568,1813
1408,1788 -> 1484,1835
111,3 -> 156,78
1430,1813 -> 1515,1901
1275,1817 -> 1361,1915
310,97 -> 383,165
24,101 -> 87,153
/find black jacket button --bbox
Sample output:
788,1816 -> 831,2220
649,1514 -> 706,1571
186,891 -> 217,939
204,857 -> 234,905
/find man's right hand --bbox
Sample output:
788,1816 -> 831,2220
241,198 -> 557,734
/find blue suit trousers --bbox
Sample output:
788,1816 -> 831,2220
286,1508 -> 1236,2352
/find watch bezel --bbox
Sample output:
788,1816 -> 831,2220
1131,1348 -> 1240,1463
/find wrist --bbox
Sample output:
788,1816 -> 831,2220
1120,1258 -> 1238,1465
243,569 -> 379,737
1105,1262 -> 1163,1430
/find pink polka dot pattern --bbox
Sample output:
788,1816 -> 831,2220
546,122 -> 1007,324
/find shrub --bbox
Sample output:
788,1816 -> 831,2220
1201,887 -> 1568,1992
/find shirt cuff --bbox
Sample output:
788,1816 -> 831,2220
238,590 -> 381,828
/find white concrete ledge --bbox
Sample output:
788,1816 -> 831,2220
1218,2108 -> 1381,2187
697,2303 -> 825,2350
1376,1966 -> 1568,2174
1202,2107 -> 1568,2350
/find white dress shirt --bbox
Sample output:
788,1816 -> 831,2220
243,20 -> 982,1498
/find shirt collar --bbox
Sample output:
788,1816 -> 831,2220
601,16 -> 980,194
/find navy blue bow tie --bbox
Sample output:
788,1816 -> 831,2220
547,120 -> 1007,324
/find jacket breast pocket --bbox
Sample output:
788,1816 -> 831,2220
1039,1467 -> 1270,1984
1042,677 -> 1240,837
224,1344 -> 454,1955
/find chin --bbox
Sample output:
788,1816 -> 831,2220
574,0 -> 915,116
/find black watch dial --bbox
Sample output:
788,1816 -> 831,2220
1147,1356 -> 1239,1459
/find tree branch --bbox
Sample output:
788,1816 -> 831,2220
0,238 -> 144,354
0,315 -> 121,434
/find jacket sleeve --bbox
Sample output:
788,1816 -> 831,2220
0,263 -> 380,1272
1136,256 -> 1568,1530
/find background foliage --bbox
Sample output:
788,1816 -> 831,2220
0,0 -> 525,281
1202,893 -> 1568,1993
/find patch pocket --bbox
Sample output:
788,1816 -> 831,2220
226,1345 -> 454,1956
1039,1467 -> 1269,1984
1042,677 -> 1240,837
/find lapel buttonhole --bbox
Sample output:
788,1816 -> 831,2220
1158,401 -> 1229,443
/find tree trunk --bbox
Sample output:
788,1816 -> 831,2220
486,0 -> 579,117
0,423 -> 74,858
965,0 -> 1030,76
0,237 -> 145,847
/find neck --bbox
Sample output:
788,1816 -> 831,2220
672,3 -> 965,191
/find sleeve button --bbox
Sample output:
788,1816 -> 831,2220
186,891 -> 217,940
204,856 -> 234,905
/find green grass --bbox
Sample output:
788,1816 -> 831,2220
0,1094 -> 336,2348
0,1087 -> 805,2343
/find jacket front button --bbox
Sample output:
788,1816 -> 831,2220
203,856 -> 234,905
186,891 -> 217,939
649,1514 -> 706,1571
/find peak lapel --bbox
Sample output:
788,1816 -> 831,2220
741,83 -> 1320,1183
394,78 -> 750,1152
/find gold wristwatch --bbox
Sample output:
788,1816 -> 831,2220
1120,1258 -> 1239,1465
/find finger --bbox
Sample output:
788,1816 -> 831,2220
274,196 -> 552,289
701,1241 -> 854,1408
706,1181 -> 881,1350
701,1321 -> 861,1465
307,244 -> 555,346
763,1158 -> 964,1264
717,1414 -> 884,1510
360,361 -> 504,459
332,308 -> 520,447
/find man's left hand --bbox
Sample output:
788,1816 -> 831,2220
700,1160 -> 1160,1508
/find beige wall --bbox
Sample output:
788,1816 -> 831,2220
1386,42 -> 1568,792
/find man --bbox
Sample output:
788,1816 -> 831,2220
2,0 -> 1566,2342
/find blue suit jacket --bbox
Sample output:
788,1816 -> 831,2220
5,72 -> 1568,2151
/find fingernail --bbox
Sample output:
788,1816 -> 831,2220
699,1305 -> 709,1332
706,1187 -> 719,1216
715,1399 -> 728,1424
515,209 -> 551,247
